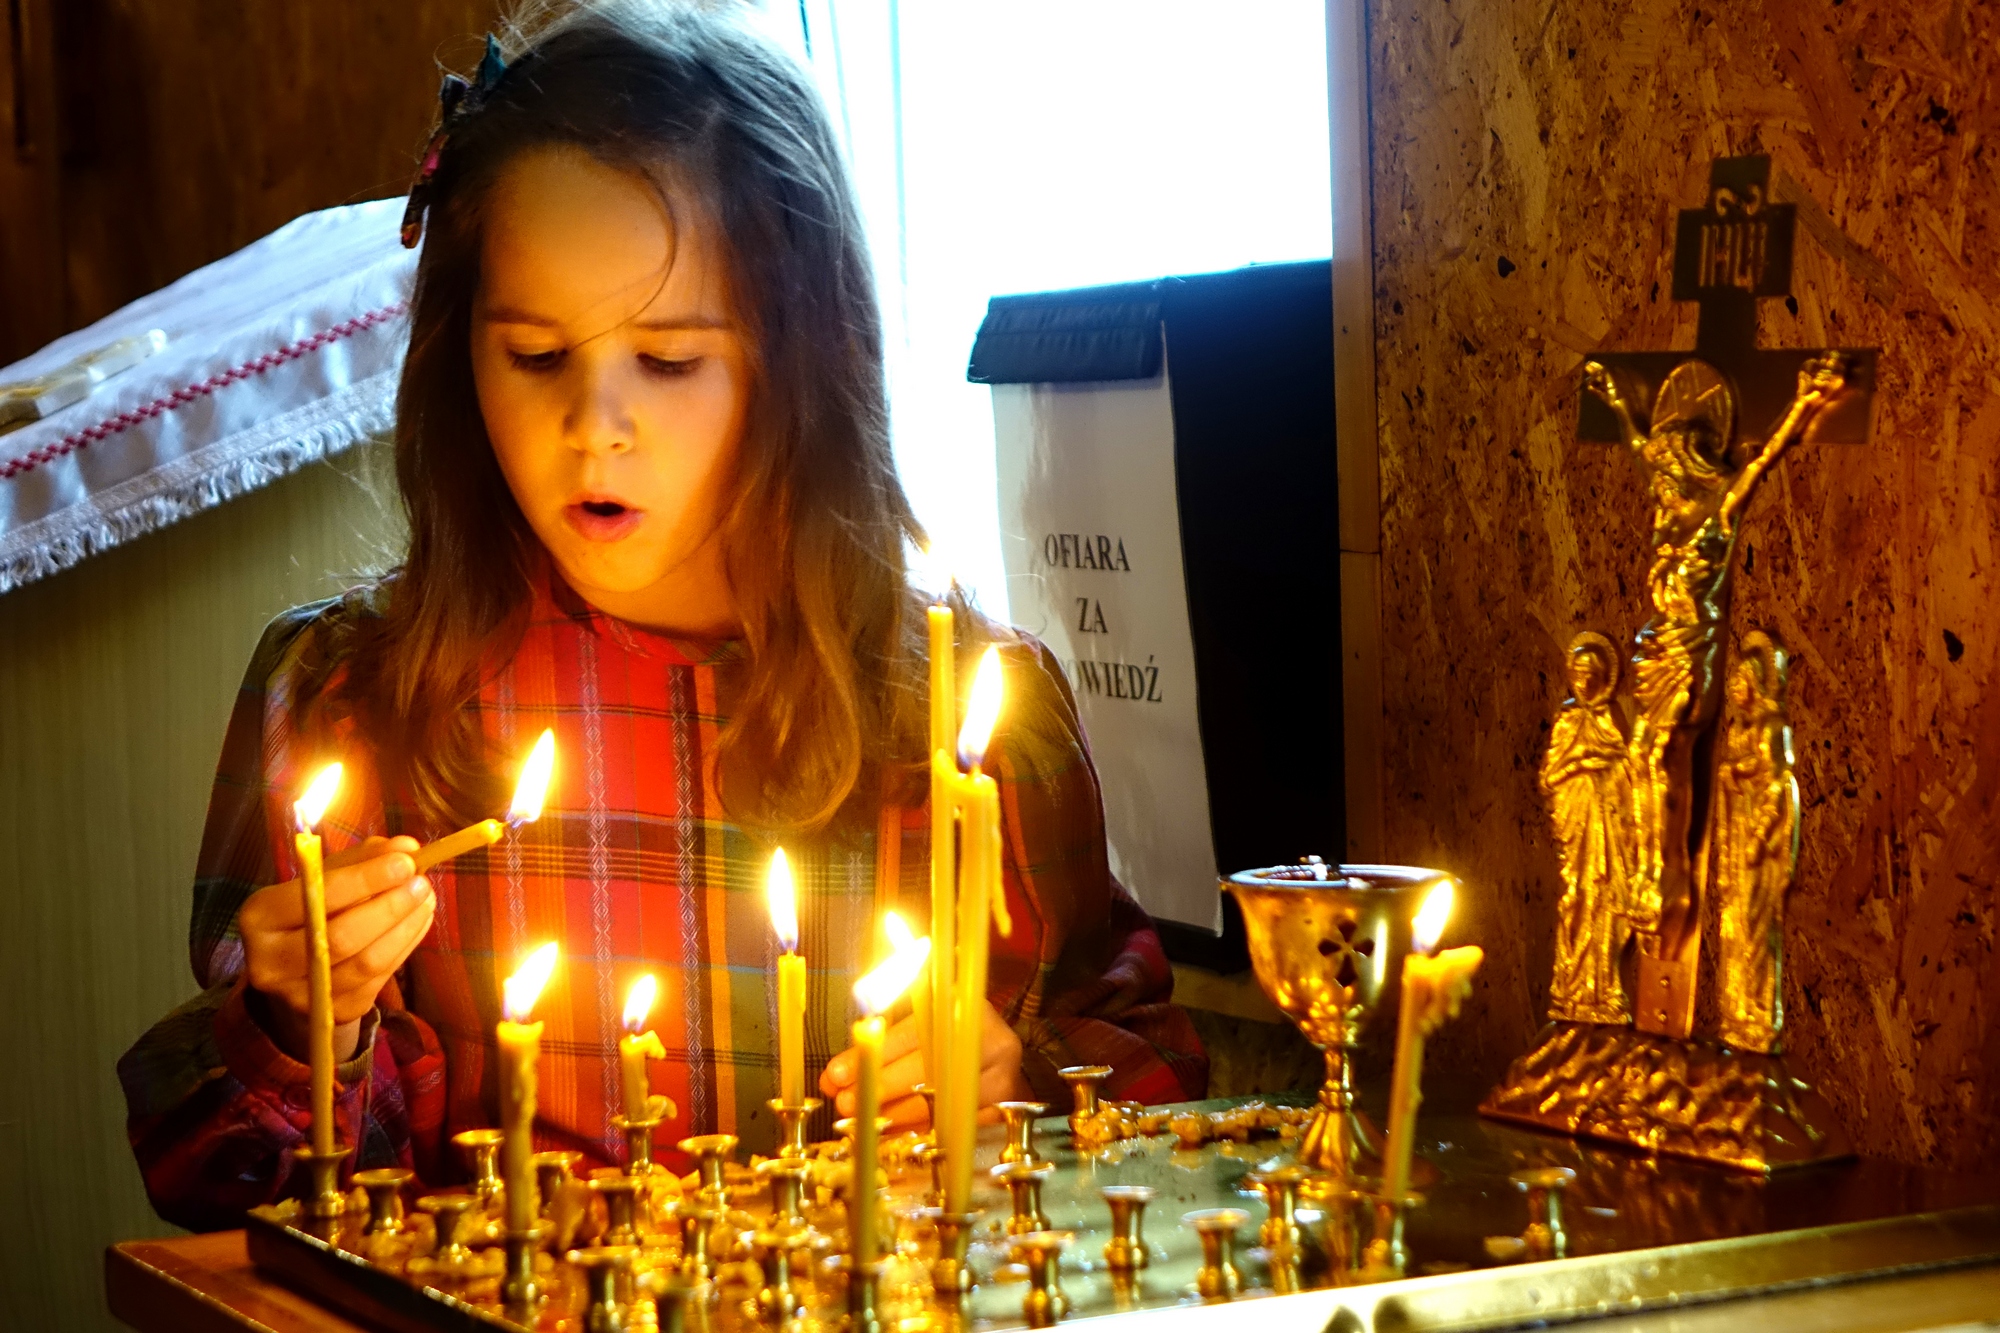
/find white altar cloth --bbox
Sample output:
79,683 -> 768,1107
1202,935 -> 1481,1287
0,199 -> 414,593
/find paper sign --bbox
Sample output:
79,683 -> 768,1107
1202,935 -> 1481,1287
990,373 -> 1221,930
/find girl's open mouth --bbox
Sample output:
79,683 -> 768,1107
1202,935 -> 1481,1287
564,498 -> 645,542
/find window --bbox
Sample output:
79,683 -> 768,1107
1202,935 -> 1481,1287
769,2 -> 1334,613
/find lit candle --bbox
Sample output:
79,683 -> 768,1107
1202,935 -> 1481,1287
498,942 -> 559,1236
926,583 -> 956,1100
291,763 -> 344,1159
941,647 -> 1011,1214
768,848 -> 807,1107
850,916 -> 932,1267
1380,882 -> 1483,1208
411,729 -> 555,873
619,974 -> 665,1123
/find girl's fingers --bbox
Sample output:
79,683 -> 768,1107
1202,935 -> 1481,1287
881,1092 -> 930,1129
878,1012 -> 924,1063
322,848 -> 422,915
876,1047 -> 928,1104
240,839 -> 422,929
325,876 -> 434,965
330,893 -> 437,1005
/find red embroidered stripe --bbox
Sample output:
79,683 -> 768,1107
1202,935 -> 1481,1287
0,302 -> 409,482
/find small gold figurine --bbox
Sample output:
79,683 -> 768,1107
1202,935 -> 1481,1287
1710,633 -> 1799,1054
1541,631 -> 1634,1025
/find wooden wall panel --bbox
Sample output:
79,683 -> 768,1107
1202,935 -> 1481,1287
0,447 -> 400,1330
0,0 -> 502,366
1367,0 -> 1999,1170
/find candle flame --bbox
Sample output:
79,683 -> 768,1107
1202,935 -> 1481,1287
883,909 -> 917,953
919,539 -> 957,601
503,942 -> 559,1022
767,848 -> 799,953
1412,880 -> 1455,955
956,646 -> 1004,769
623,974 -> 657,1032
507,729 -> 557,826
853,925 -> 931,1018
293,763 -> 343,833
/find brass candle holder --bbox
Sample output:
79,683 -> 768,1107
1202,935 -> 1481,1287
294,1145 -> 352,1221
1185,1208 -> 1247,1302
415,1194 -> 478,1272
591,1173 -> 644,1246
1224,863 -> 1444,1177
1512,1167 -> 1575,1259
612,1113 -> 662,1175
756,1157 -> 812,1227
998,1101 -> 1049,1163
921,1207 -> 976,1303
1064,1056 -> 1112,1128
842,1256 -> 886,1333
1100,1185 -> 1154,1270
768,1098 -> 822,1160
1008,1231 -> 1071,1329
671,1201 -> 720,1283
1360,1188 -> 1423,1279
502,1221 -> 550,1309
678,1134 -> 738,1212
992,1159 -> 1054,1235
452,1128 -> 506,1208
752,1225 -> 806,1328
569,1245 -> 637,1333
910,1138 -> 944,1207
532,1150 -> 582,1217
1247,1166 -> 1308,1253
353,1167 -> 412,1236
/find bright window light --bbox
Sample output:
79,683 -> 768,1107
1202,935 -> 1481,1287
771,3 -> 1333,614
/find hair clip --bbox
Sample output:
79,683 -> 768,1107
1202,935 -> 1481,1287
401,34 -> 514,249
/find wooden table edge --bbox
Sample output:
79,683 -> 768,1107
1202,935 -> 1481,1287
107,1231 -> 370,1333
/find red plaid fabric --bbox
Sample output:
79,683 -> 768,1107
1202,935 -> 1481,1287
119,573 -> 1207,1231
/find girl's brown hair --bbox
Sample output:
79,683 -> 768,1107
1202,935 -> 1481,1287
317,1 -> 930,835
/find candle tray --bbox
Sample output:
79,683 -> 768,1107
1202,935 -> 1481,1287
245,1097 -> 2000,1333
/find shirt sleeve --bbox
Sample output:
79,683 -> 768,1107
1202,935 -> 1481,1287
117,603 -> 448,1231
982,631 -> 1210,1106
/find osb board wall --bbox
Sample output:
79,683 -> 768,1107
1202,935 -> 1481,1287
2,0 -> 503,366
1368,0 -> 1998,1170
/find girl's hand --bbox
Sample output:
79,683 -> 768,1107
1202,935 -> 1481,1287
239,835 -> 436,1061
820,1000 -> 1030,1127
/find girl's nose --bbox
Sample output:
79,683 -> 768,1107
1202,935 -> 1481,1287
567,367 -> 636,456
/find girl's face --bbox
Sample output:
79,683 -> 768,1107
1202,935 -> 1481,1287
472,148 -> 752,629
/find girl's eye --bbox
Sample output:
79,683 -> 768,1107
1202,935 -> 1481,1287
508,349 -> 565,372
641,355 -> 702,378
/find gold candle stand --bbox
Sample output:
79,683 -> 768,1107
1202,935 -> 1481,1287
294,1145 -> 351,1222
768,1098 -> 822,1160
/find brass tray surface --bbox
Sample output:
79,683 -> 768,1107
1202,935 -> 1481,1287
246,1097 -> 2000,1332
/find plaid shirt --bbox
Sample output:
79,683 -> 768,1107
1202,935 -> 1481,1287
119,574 -> 1206,1231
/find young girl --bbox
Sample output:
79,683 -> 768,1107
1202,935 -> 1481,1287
119,2 -> 1205,1232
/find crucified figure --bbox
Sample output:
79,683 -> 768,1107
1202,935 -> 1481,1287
1580,352 -> 1846,981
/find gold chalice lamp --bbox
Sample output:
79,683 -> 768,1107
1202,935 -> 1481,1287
1225,863 -> 1450,1177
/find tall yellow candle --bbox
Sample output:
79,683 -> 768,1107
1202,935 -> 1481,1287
926,598 -> 956,1098
619,974 -> 665,1122
767,848 -> 807,1106
498,942 -> 559,1236
291,763 -> 344,1160
1381,882 -> 1483,1208
942,648 -> 1009,1214
851,919 -> 931,1267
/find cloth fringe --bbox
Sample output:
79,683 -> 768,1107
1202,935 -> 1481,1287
0,399 -> 394,595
